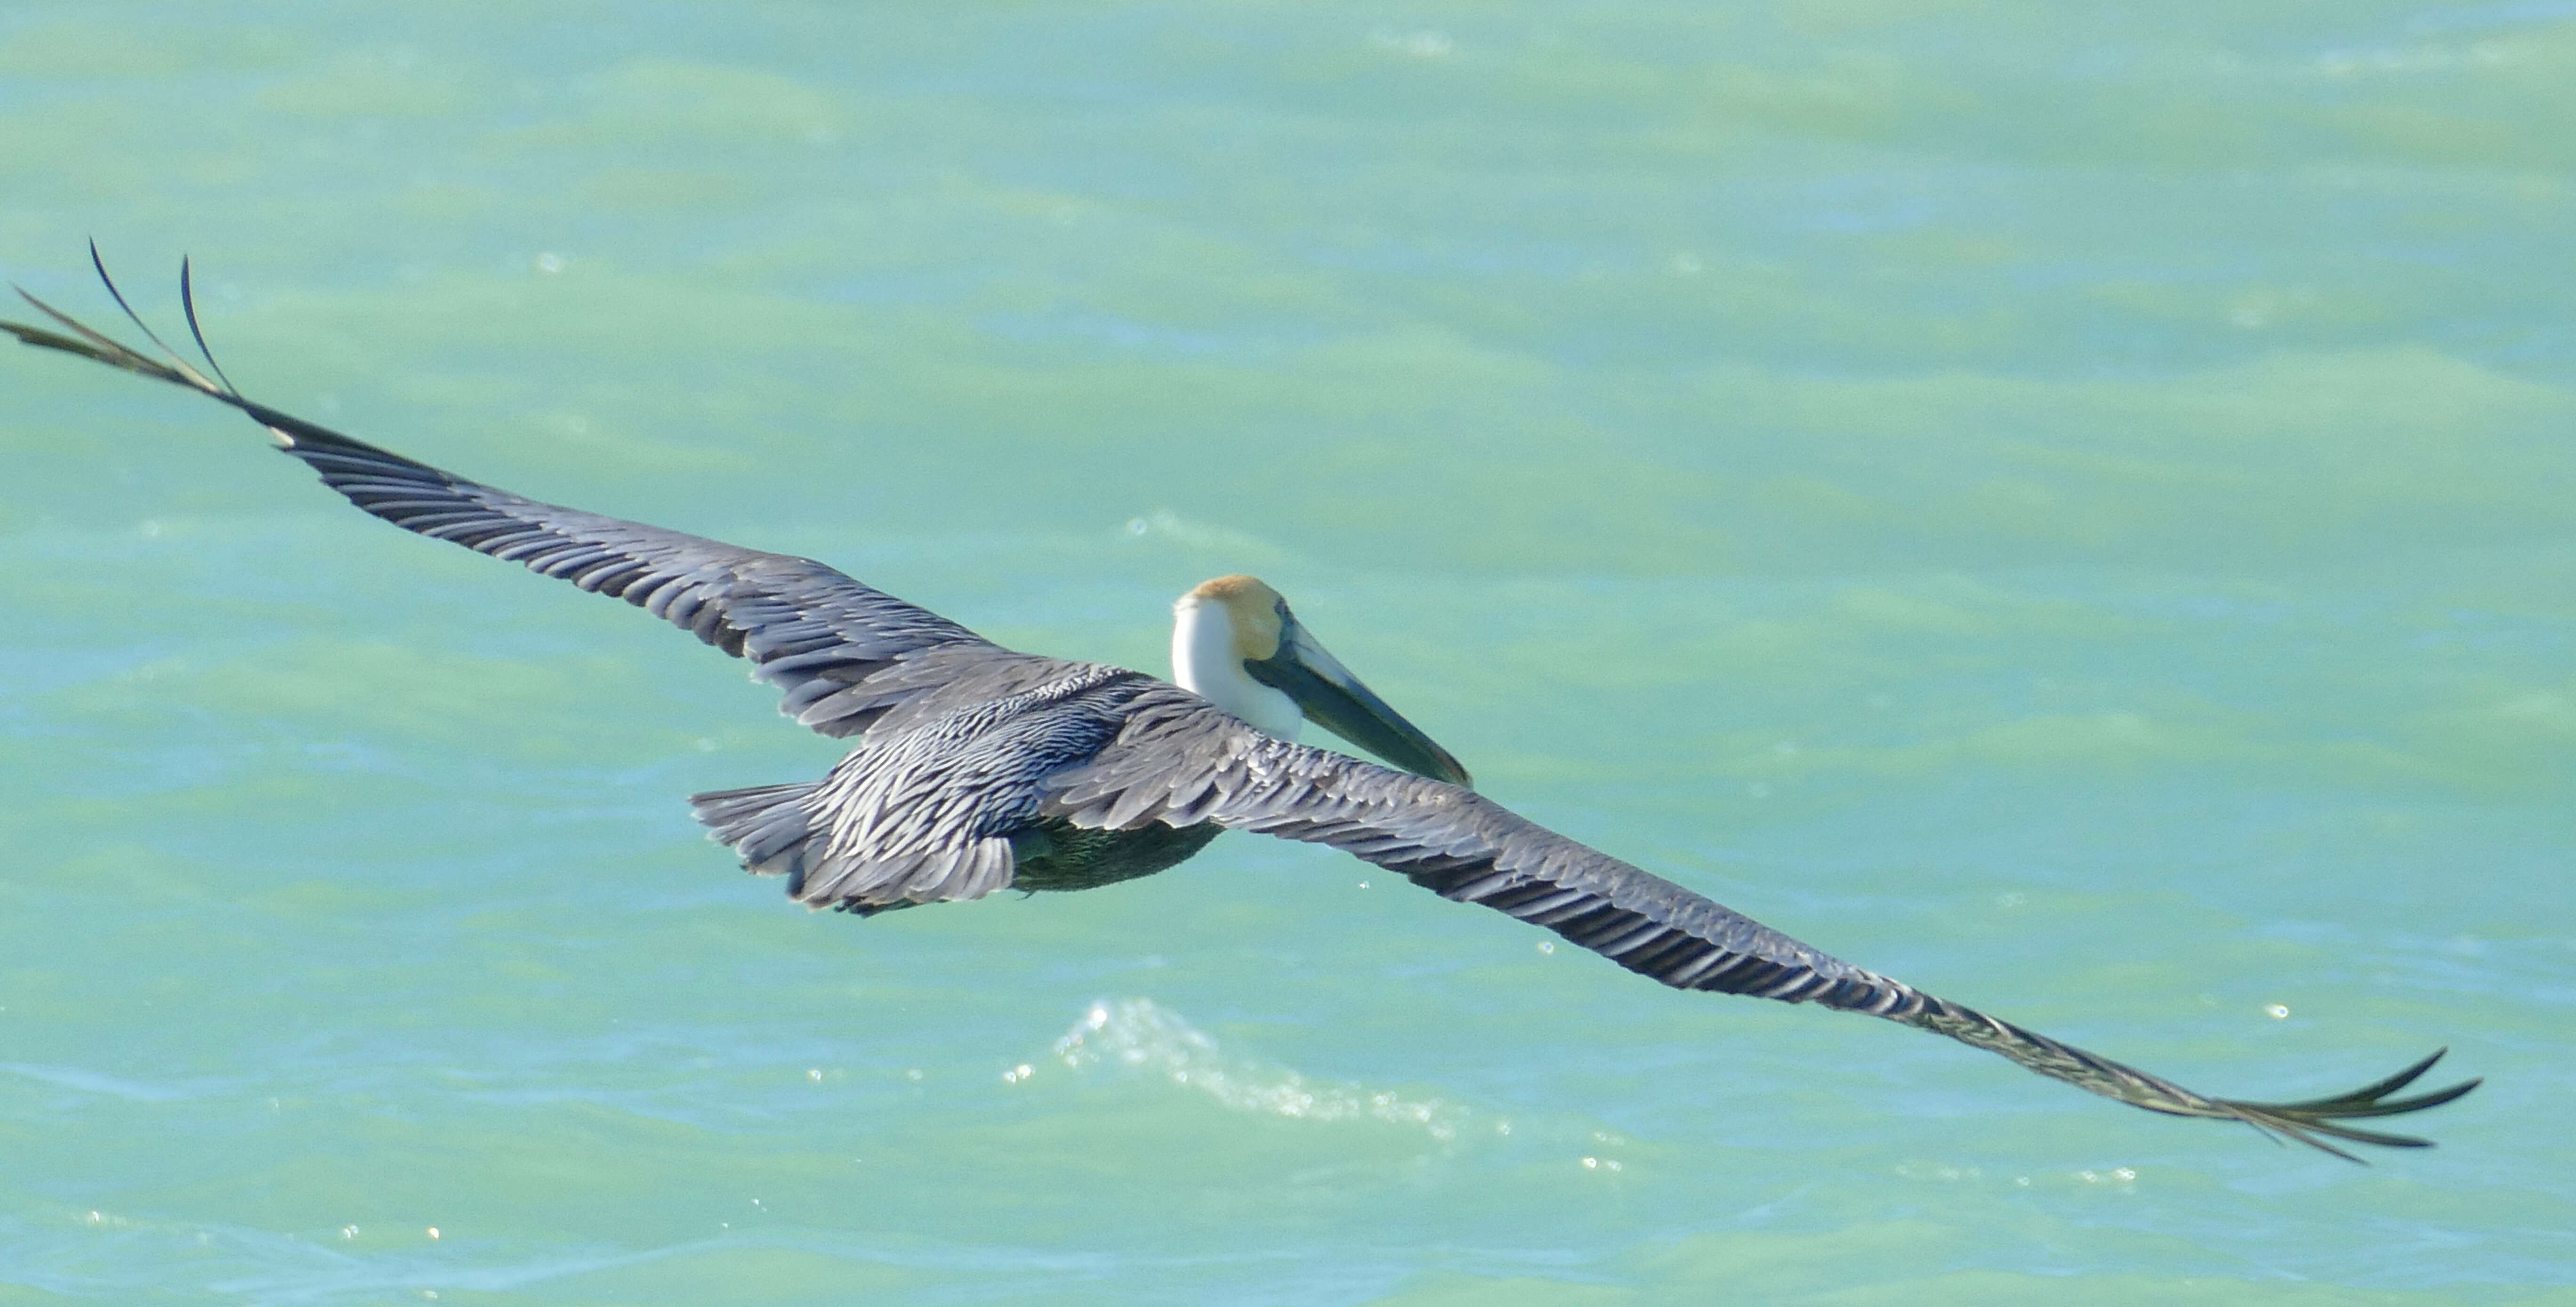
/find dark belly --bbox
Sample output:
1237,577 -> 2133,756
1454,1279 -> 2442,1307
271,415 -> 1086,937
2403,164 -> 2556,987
1010,819 -> 1224,893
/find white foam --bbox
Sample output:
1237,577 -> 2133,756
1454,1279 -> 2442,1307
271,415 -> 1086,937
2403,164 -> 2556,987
1049,998 -> 1465,1141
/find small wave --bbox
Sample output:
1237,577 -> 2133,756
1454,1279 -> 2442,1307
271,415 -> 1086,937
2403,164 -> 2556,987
1047,998 -> 1466,1141
0,1061 -> 206,1102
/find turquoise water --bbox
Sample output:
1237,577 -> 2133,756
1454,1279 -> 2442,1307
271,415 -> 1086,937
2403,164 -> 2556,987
3,2 -> 2572,1302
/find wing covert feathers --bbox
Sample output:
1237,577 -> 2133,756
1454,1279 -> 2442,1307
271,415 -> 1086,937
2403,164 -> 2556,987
7,269 -> 990,738
700,660 -> 1153,914
1047,686 -> 2478,1160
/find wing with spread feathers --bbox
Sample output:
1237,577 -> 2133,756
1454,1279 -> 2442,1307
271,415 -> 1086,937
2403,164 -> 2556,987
3,258 -> 987,738
1043,683 -> 2478,1161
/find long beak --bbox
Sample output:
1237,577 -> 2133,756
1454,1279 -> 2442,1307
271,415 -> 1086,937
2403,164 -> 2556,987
1243,621 -> 1473,788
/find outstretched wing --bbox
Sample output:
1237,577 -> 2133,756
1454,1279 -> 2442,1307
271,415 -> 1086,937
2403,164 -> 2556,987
1044,685 -> 2478,1161
5,262 -> 989,738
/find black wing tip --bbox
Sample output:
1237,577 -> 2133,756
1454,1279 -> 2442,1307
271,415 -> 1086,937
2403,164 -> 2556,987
176,254 -> 242,397
1,312 -> 74,350
3,249 -> 333,450
91,242 -> 193,374
2,246 -> 229,398
4,287 -> 179,382
2221,1048 -> 2478,1165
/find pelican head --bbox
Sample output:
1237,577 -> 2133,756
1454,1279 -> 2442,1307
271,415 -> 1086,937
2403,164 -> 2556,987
1172,575 -> 1472,787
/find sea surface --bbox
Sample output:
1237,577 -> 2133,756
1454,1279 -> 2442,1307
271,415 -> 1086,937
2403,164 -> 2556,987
2,3 -> 2571,1303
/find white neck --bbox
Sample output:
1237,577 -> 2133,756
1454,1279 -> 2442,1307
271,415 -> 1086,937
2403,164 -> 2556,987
1172,595 -> 1302,739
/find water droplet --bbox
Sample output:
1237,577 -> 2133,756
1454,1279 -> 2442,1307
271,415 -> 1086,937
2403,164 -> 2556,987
426,1226 -> 440,1239
2265,1003 -> 2290,1019
1580,1156 -> 1599,1170
806,1068 -> 823,1081
342,1225 -> 360,1239
535,252 -> 564,274
1536,941 -> 1554,954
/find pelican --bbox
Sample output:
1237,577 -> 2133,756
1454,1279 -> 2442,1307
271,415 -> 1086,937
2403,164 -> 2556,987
4,258 -> 2476,1161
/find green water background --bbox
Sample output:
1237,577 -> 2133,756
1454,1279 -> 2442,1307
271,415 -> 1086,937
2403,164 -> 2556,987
2,2 -> 2571,1302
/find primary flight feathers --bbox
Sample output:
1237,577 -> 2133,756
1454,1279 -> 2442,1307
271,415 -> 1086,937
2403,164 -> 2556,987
5,253 -> 2477,1161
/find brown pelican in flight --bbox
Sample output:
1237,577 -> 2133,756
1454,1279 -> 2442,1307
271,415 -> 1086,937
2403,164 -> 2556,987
4,257 -> 2476,1161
